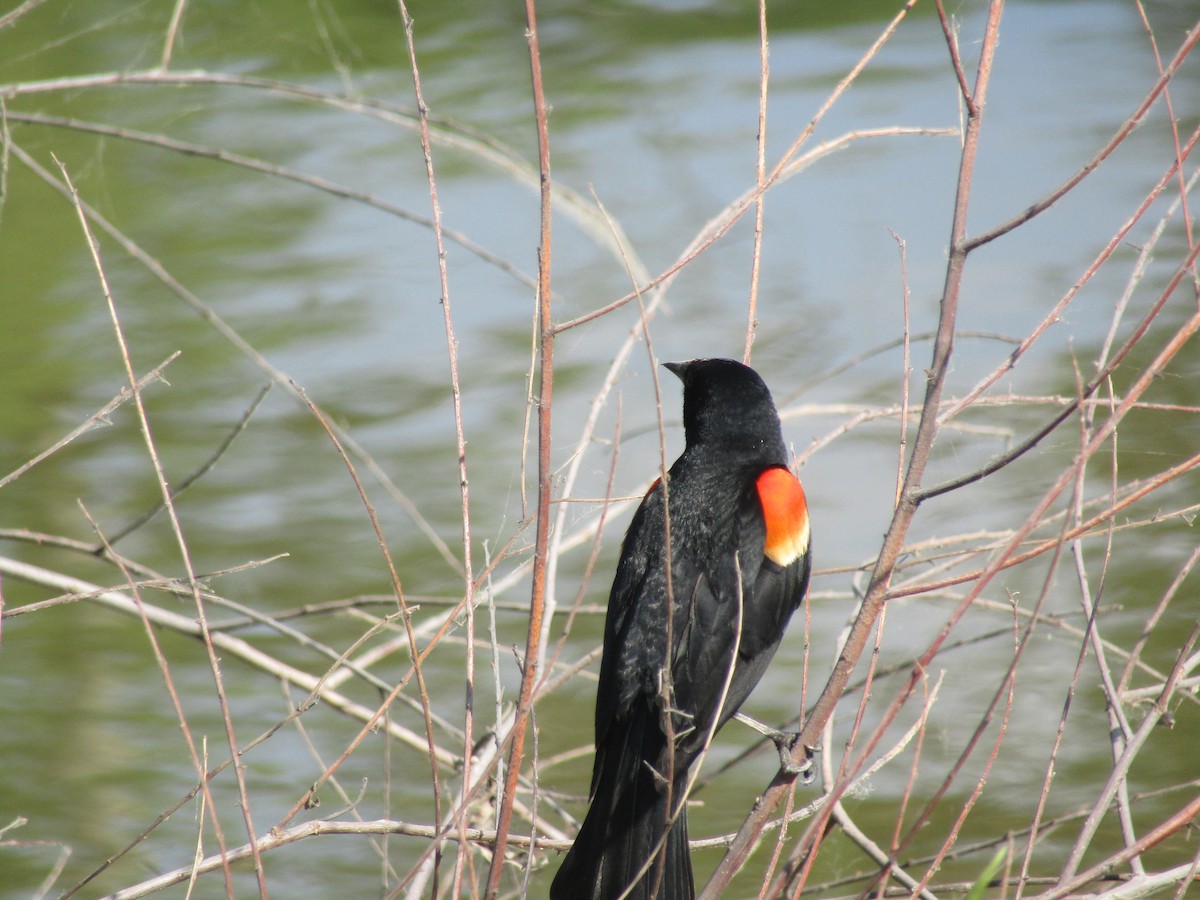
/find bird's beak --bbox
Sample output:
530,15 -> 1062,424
663,360 -> 689,380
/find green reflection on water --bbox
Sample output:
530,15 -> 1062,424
2,0 -> 1198,896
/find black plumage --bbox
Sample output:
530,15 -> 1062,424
551,358 -> 812,900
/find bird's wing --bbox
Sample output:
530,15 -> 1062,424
593,479 -> 666,759
665,477 -> 765,754
674,467 -> 812,755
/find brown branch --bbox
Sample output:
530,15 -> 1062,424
890,448 -> 1200,604
832,303 -> 1200,899
700,4 -> 1006,894
158,0 -> 189,70
100,383 -> 271,548
57,157 -> 265,897
743,0 -> 769,364
905,558 -> 1035,895
918,216 -> 1200,503
1018,414 -> 1125,892
9,140 -> 465,577
0,0 -> 51,30
962,17 -> 1200,253
5,112 -> 538,289
393,5 -> 470,886
107,816 -> 581,900
1133,1 -> 1199,291
274,389 -> 447,826
486,0 -> 555,894
934,0 -> 971,104
80,501 -> 237,893
1117,545 -> 1200,699
0,353 -> 180,491
892,230 -> 913,509
1039,648 -> 1200,898
936,117 -> 1200,430
1057,619 -> 1200,884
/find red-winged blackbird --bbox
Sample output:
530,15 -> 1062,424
550,358 -> 812,900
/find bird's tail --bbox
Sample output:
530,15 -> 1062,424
550,704 -> 694,900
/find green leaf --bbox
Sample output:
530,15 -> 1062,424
964,846 -> 1009,900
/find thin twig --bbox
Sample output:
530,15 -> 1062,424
0,556 -> 455,765
701,4 -> 1005,894
79,503 -> 235,894
56,157 -> 267,897
936,118 -> 1200,432
392,0 -> 474,887
276,387 -> 446,836
0,353 -> 180,490
1058,620 -> 1200,884
9,140 -> 465,577
0,0 -> 52,30
962,17 -> 1200,253
159,0 -> 188,70
100,382 -> 271,547
743,0 -> 769,364
486,0 -> 556,893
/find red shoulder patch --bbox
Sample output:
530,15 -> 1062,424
756,466 -> 810,566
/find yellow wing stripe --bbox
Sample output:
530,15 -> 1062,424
756,467 -> 810,567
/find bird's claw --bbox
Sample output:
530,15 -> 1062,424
769,730 -> 817,784
731,712 -> 818,784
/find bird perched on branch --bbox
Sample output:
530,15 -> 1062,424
550,358 -> 812,900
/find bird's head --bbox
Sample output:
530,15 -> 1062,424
664,358 -> 787,462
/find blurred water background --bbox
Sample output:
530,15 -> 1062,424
1,0 -> 1198,896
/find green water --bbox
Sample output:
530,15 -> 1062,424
2,1 -> 1198,897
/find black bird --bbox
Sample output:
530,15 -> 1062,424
550,358 -> 812,900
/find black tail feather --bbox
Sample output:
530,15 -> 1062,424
550,702 -> 695,900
